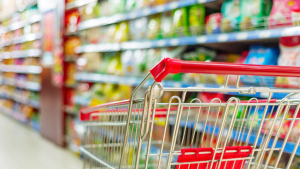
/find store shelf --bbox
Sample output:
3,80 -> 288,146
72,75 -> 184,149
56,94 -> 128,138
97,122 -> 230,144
0,92 -> 40,109
75,72 -> 293,99
1,32 -> 42,47
78,0 -> 214,31
2,15 -> 42,34
0,105 -> 28,124
76,26 -> 300,53
0,49 -> 41,59
66,0 -> 97,10
2,78 -> 41,91
0,2 -> 37,22
0,65 -> 42,74
169,117 -> 300,156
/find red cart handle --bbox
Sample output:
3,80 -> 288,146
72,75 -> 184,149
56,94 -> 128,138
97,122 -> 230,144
150,58 -> 300,82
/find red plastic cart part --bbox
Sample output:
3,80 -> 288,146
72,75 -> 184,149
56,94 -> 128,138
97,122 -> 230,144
79,99 -> 277,121
176,146 -> 253,169
150,58 -> 300,82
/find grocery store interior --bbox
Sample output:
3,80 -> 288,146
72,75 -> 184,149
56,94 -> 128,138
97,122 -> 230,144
3,0 -> 300,168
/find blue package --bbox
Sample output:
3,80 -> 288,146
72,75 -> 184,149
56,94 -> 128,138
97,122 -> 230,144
241,45 -> 279,87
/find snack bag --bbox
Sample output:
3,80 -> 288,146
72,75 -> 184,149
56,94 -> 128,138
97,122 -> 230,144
106,53 -> 122,75
171,8 -> 189,37
114,22 -> 129,43
276,36 -> 300,88
205,13 -> 222,34
80,52 -> 102,72
241,45 -> 279,87
240,0 -> 272,30
129,17 -> 148,40
188,4 -> 206,35
81,2 -> 100,21
147,14 -> 162,39
269,0 -> 300,28
221,0 -> 241,32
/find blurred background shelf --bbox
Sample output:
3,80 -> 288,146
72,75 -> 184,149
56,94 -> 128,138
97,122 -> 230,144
78,0 -> 216,31
0,65 -> 42,74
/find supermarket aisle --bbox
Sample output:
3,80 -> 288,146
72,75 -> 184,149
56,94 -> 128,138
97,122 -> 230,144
0,114 -> 83,169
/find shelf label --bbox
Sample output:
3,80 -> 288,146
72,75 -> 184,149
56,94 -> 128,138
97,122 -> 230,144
196,36 -> 207,43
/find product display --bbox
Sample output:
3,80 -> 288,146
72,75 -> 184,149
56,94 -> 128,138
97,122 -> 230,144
1,0 -> 300,166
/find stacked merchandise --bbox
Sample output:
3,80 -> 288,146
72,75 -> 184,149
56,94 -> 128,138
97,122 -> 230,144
0,2 -> 42,131
64,0 -> 300,165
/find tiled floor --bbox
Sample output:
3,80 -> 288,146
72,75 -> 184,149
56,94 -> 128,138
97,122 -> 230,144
0,114 -> 83,169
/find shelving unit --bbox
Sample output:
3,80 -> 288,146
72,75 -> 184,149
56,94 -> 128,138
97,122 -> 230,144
62,0 -> 300,166
0,1 -> 42,132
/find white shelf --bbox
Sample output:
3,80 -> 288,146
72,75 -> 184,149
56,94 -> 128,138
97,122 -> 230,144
76,26 -> 300,53
66,0 -> 97,10
0,49 -> 41,59
0,65 -> 42,74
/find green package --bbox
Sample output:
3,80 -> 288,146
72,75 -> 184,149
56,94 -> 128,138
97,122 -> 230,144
240,0 -> 272,30
188,4 -> 206,35
221,0 -> 241,32
171,8 -> 189,37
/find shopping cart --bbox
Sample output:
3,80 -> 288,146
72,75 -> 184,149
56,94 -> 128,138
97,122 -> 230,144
80,58 -> 300,169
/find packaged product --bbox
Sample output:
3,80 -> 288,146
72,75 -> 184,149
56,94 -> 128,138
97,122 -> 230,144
221,0 -> 241,32
121,50 -> 135,75
269,0 -> 300,28
64,37 -> 81,56
104,25 -> 117,43
65,63 -> 76,86
145,49 -> 162,72
86,27 -> 101,44
188,4 -> 206,35
239,0 -> 272,30
149,0 -> 167,6
99,1 -> 113,16
125,0 -> 136,11
81,2 -> 100,21
171,8 -> 189,37
205,13 -> 222,34
241,45 -> 279,87
276,36 -> 300,88
129,17 -> 148,40
114,22 -> 129,43
161,11 -> 173,38
106,53 -> 123,75
109,0 -> 126,14
292,8 -> 300,26
89,83 -> 105,106
80,52 -> 102,72
135,50 -> 147,75
147,14 -> 162,40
